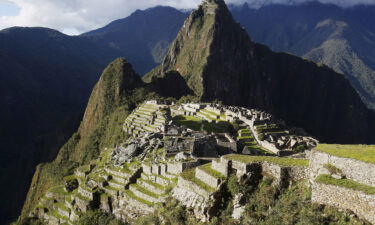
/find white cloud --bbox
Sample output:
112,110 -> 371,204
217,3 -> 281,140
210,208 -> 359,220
1,0 -> 375,35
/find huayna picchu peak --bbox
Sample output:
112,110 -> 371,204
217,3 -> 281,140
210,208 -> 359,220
146,0 -> 375,144
12,0 -> 375,225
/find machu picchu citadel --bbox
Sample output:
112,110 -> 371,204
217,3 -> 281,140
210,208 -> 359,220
13,0 -> 375,224
27,100 -> 375,224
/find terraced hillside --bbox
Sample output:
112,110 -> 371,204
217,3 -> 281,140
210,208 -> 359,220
20,100 -> 374,224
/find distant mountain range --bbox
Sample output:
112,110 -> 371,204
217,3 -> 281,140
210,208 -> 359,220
2,2 -> 375,224
231,2 -> 375,109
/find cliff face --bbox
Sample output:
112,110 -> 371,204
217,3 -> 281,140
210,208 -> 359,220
155,0 -> 375,144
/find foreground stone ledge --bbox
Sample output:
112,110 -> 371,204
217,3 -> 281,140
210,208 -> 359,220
310,150 -> 375,187
312,182 -> 375,224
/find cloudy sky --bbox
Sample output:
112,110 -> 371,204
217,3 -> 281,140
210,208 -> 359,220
1,0 -> 375,35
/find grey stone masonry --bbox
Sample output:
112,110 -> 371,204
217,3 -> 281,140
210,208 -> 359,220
137,179 -> 164,195
212,160 -> 229,177
152,164 -> 161,175
167,162 -> 184,174
111,175 -> 128,184
74,196 -> 91,213
177,176 -> 211,199
167,161 -> 203,175
288,166 -> 308,182
123,192 -> 154,214
262,162 -> 288,186
147,174 -> 171,186
142,164 -> 152,175
129,185 -> 160,203
312,182 -> 375,224
78,186 -> 95,200
310,150 -> 375,187
195,167 -> 221,189
58,207 -> 70,219
105,168 -> 130,179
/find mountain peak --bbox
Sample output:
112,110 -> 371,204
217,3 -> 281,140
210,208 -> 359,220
160,0 -> 253,97
79,58 -> 142,137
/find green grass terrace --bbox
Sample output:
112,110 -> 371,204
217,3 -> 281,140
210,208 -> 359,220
180,169 -> 215,192
223,154 -> 309,167
316,144 -> 375,164
316,174 -> 375,195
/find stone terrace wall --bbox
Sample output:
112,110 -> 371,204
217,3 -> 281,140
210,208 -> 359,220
310,150 -> 375,187
288,166 -> 308,182
212,160 -> 229,177
312,182 -> 375,224
261,162 -> 288,186
195,167 -> 221,188
167,161 -> 203,175
177,177 -> 211,199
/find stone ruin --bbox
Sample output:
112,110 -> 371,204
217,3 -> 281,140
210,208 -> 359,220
29,101 -> 333,225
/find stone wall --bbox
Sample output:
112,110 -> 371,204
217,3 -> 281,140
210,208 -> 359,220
288,166 -> 308,182
310,150 -> 375,187
167,161 -> 203,175
123,194 -> 154,214
261,162 -> 287,186
195,167 -> 220,188
129,185 -> 159,203
74,196 -> 91,212
212,160 -> 229,177
172,186 -> 209,221
142,164 -> 152,175
177,177 -> 211,199
167,162 -> 184,174
78,186 -> 94,200
312,182 -> 375,224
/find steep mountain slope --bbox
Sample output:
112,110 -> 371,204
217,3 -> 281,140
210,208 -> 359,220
147,0 -> 375,144
20,58 -> 191,220
83,6 -> 189,75
0,27 -> 120,224
231,3 -> 375,109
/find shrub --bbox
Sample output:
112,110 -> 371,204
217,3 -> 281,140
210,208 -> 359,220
77,210 -> 126,225
227,175 -> 240,195
323,164 -> 342,175
294,144 -> 306,152
258,133 -> 265,141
